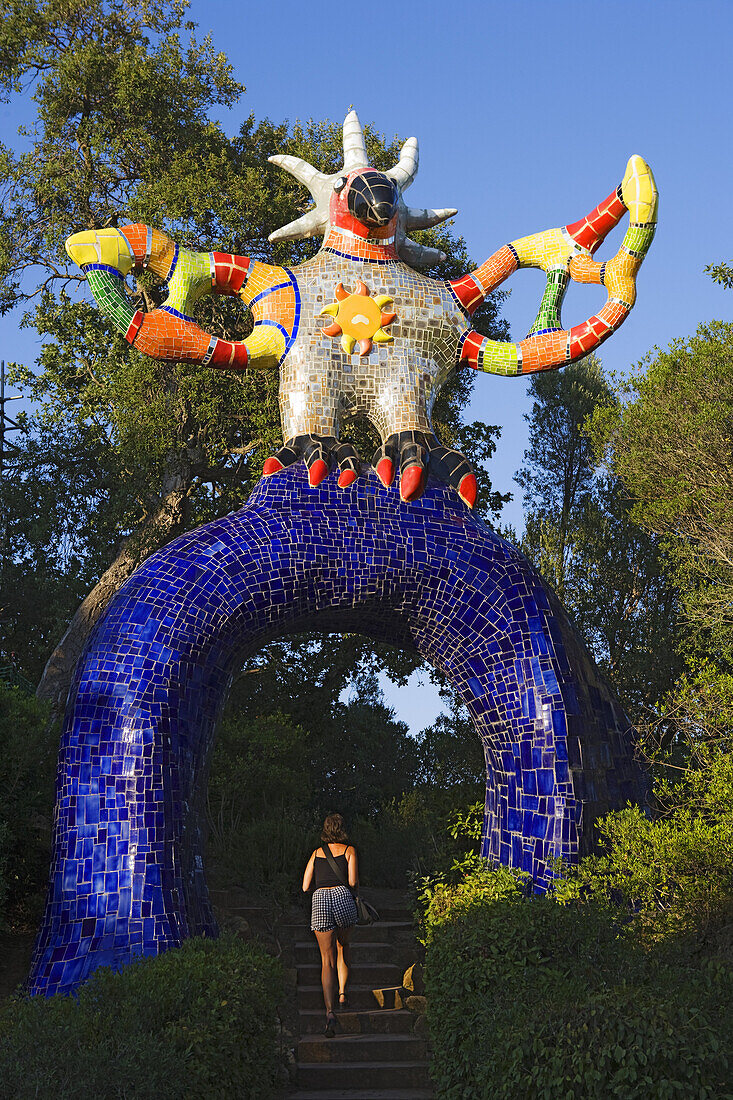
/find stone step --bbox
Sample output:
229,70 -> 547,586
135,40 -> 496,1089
298,984 -> 406,1011
295,940 -> 395,964
297,1061 -> 431,1090
287,1090 -> 433,1099
368,908 -> 414,922
298,1033 -> 426,1064
298,1008 -> 415,1034
283,920 -> 415,942
298,962 -> 402,987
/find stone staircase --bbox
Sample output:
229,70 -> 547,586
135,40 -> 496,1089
285,903 -> 433,1099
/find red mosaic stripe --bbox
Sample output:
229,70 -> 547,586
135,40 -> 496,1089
452,245 -> 518,314
459,330 -> 486,366
124,310 -> 145,344
565,187 -> 626,254
212,252 -> 251,295
208,338 -> 248,370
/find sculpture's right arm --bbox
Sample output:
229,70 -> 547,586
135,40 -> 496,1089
65,224 -> 285,370
447,155 -> 657,378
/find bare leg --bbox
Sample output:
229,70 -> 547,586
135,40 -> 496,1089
336,925 -> 352,1002
314,929 -> 338,1015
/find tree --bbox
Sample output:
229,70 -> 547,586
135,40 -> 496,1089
223,636 -> 422,819
590,321 -> 733,669
517,356 -> 681,714
516,354 -> 610,599
0,0 -> 508,706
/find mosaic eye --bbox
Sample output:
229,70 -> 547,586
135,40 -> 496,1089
333,177 -> 347,194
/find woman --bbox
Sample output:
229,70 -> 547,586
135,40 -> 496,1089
302,812 -> 359,1037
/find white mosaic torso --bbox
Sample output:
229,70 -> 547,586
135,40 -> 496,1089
281,248 -> 468,442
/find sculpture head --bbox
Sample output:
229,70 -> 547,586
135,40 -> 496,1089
268,110 -> 457,266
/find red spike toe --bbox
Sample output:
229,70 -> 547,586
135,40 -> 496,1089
400,465 -> 426,502
458,473 -> 478,509
376,457 -> 395,487
262,456 -> 283,477
338,469 -> 357,488
308,458 -> 329,487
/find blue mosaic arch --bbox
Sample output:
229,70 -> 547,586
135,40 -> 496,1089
28,466 -> 646,996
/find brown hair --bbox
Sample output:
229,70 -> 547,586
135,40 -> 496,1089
321,812 -> 348,843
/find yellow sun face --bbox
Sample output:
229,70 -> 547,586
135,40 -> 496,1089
319,280 -> 396,356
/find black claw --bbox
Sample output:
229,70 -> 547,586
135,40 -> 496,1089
371,430 -> 477,505
264,434 -> 364,488
427,443 -> 473,487
333,442 -> 360,486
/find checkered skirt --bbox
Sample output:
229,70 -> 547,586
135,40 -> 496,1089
310,885 -> 358,932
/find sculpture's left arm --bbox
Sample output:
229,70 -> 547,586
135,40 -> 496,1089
65,224 -> 290,370
449,155 -> 657,377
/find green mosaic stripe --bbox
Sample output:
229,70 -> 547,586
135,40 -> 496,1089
527,266 -> 569,337
85,268 -> 136,335
478,339 -> 521,376
621,223 -> 656,258
164,249 -> 212,315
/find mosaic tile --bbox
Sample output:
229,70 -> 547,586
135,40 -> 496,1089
64,112 -> 657,508
28,468 -> 647,997
36,111 -> 657,997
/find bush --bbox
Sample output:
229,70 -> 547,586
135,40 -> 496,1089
353,792 -> 486,891
551,750 -> 733,944
0,935 -> 283,1099
423,867 -> 733,1099
0,683 -> 56,929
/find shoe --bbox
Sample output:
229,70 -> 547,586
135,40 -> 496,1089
325,1012 -> 337,1038
337,993 -> 349,1010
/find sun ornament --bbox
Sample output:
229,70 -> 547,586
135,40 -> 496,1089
319,280 -> 396,356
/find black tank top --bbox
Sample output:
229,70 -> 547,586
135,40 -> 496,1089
314,849 -> 350,888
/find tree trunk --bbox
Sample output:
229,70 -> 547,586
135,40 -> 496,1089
36,465 -> 192,717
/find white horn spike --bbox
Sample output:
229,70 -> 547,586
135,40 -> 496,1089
268,208 -> 328,244
406,206 -> 458,230
268,155 -> 328,200
387,136 -> 419,192
343,109 -> 369,171
397,235 -> 445,268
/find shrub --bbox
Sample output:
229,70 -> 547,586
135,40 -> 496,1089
423,868 -> 733,1099
0,935 -> 283,1098
0,683 -> 56,929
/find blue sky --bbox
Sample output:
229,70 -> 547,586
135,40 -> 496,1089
2,0 -> 732,731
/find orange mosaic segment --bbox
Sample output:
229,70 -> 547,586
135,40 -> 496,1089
517,330 -> 567,372
450,246 -> 518,314
323,228 -> 398,262
242,260 -> 298,338
472,245 -> 519,294
602,249 -> 642,307
119,224 -> 176,279
132,308 -> 211,362
568,254 -> 604,284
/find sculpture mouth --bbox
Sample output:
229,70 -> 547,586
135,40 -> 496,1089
347,172 -> 398,228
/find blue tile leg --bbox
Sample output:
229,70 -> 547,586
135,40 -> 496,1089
28,466 -> 646,995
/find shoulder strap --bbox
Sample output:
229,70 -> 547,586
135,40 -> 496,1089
321,844 -> 350,888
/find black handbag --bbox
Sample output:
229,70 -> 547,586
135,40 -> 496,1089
320,844 -> 379,925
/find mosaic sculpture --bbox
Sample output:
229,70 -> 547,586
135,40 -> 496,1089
28,113 -> 657,995
63,110 -> 657,506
